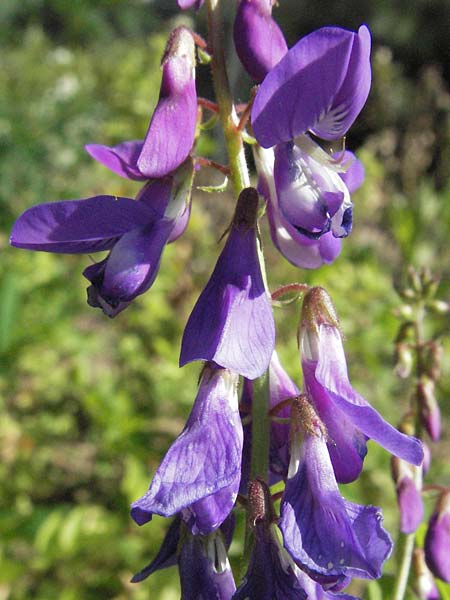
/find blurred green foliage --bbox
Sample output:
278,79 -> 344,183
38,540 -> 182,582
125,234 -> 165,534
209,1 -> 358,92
0,2 -> 449,599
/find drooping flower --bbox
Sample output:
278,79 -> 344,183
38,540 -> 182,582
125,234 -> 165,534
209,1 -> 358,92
180,187 -> 275,380
299,287 -> 424,483
424,491 -> 450,583
251,26 -> 371,241
131,365 -> 242,535
255,145 -> 364,268
391,457 -> 423,534
11,160 -> 194,317
86,26 -> 197,180
132,515 -> 236,598
279,397 -> 393,587
251,26 -> 372,148
233,0 -> 288,83
233,478 -> 308,600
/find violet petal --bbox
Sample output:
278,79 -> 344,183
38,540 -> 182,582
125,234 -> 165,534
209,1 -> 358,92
85,141 -> 146,181
313,325 -> 424,466
252,26 -> 371,148
233,0 -> 288,83
180,225 -> 275,380
130,368 -> 242,533
10,196 -> 154,254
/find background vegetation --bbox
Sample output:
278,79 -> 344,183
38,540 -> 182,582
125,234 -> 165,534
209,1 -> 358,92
0,1 -> 449,598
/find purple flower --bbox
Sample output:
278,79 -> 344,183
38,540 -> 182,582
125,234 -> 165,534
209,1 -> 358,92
299,288 -> 424,483
295,568 -> 360,600
424,491 -> 450,583
132,516 -> 236,598
180,188 -> 275,380
233,0 -> 288,83
251,26 -> 372,148
11,162 -> 193,317
234,478 -> 308,600
256,146 -> 364,268
131,365 -> 243,535
279,398 -> 393,586
273,137 -> 354,239
86,26 -> 197,180
391,457 -> 423,534
233,521 -> 308,600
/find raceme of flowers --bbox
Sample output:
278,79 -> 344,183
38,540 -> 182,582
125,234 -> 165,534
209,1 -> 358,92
11,1 -> 442,598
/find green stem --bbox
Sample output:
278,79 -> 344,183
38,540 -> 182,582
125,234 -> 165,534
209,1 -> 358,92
392,301 -> 426,600
206,0 -> 249,196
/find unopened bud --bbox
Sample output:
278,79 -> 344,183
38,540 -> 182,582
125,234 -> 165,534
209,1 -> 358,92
407,266 -> 422,293
424,342 -> 444,381
424,491 -> 450,583
396,304 -> 414,319
427,299 -> 449,315
417,376 -> 441,442
394,342 -> 413,379
412,548 -> 439,600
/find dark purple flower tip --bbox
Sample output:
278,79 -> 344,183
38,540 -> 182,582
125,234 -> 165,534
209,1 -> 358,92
131,515 -> 181,583
179,531 -> 236,599
295,567 -> 360,600
300,320 -> 424,470
178,0 -> 204,9
424,492 -> 450,583
252,25 -> 371,148
274,138 -> 353,239
180,188 -> 275,380
280,432 -> 392,585
233,522 -> 307,599
137,27 -> 197,178
391,458 -> 424,534
233,0 -> 288,83
84,217 -> 175,309
418,376 -> 441,442
10,195 -> 155,254
256,146 -> 342,269
130,367 -> 242,533
85,141 -> 146,181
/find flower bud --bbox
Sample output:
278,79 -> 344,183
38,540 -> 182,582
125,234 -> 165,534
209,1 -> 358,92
391,457 -> 423,534
394,342 -> 413,379
412,548 -> 439,600
424,491 -> 450,583
424,342 -> 444,381
427,299 -> 449,315
417,376 -> 441,442
234,0 -> 288,83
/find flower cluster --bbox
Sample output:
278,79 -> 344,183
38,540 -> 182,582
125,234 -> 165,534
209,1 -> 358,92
10,0 -> 436,598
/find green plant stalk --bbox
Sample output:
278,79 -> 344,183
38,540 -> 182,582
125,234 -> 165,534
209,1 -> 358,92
206,0 -> 250,196
392,301 -> 425,600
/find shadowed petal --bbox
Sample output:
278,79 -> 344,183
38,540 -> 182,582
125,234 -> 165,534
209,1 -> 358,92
233,523 -> 307,600
10,196 -> 154,254
234,0 -> 288,83
252,26 -> 371,147
424,493 -> 450,583
131,515 -> 181,582
131,368 -> 242,533
179,532 -> 236,599
85,141 -> 146,180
